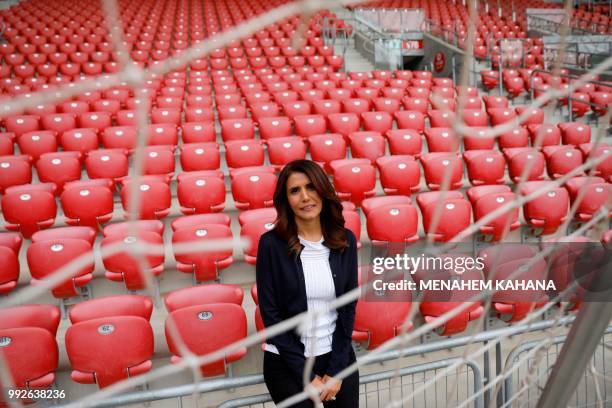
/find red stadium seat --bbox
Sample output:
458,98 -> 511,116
221,118 -> 255,141
503,147 -> 545,182
172,223 -> 234,282
86,149 -> 129,181
0,132 -> 14,156
480,70 -> 499,90
27,238 -> 94,298
527,124 -> 561,146
231,169 -> 277,210
69,295 -> 154,323
361,195 -> 412,216
241,211 -> 277,264
17,130 -> 57,161
0,304 -> 60,336
467,186 -> 520,241
328,113 -> 361,141
488,108 -> 516,126
394,111 -> 425,132
266,136 -> 307,168
0,327 -> 58,390
361,111 -> 393,133
225,140 -> 265,169
461,127 -> 496,150
308,133 -> 347,172
564,177 -> 610,222
427,110 -> 455,128
579,143 -> 612,182
281,100 -> 311,119
2,185 -> 57,238
366,203 -> 419,246
258,116 -> 292,140
373,97 -> 401,113
424,128 -> 459,152
312,99 -> 342,116
60,180 -> 114,230
516,106 -> 544,126
348,131 -> 386,163
0,155 -> 32,193
172,214 -> 232,232
101,230 -> 165,291
78,111 -> 112,131
342,98 -> 370,115
463,150 -> 506,185
353,295 -> 412,350
36,151 -> 81,190
420,153 -> 463,190
120,179 -> 171,219
102,220 -> 165,238
218,105 -> 248,121
543,145 -> 583,179
146,124 -> 178,146
384,129 -> 422,156
401,97 -> 428,113
177,174 -> 226,214
65,316 -> 154,388
591,92 -> 611,116
461,109 -> 489,127
482,95 -> 509,111
60,128 -> 99,155
4,115 -> 40,137
330,159 -> 376,206
165,284 -> 244,312
343,208 -> 362,250
558,122 -> 591,145
32,226 -> 96,246
165,304 -> 247,376
101,126 -> 138,151
417,191 -> 471,242
182,122 -> 216,143
520,181 -> 569,235
180,143 -> 220,171
499,127 -> 529,149
412,255 -> 484,335
0,232 -> 20,295
480,245 -> 547,322
376,155 -> 421,195
294,114 -> 327,138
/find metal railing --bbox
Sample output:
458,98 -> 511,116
542,37 -> 612,71
56,317 -> 578,408
488,38 -> 534,94
503,328 -> 612,407
219,358 -> 484,408
528,68 -> 612,121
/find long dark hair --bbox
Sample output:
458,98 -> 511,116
273,159 -> 348,256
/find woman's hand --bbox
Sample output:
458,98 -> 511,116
307,375 -> 325,403
320,375 -> 342,402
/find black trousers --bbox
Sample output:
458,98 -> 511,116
263,351 -> 359,407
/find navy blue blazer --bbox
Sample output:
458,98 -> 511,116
255,228 -> 358,382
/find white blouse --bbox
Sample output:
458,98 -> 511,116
264,235 -> 338,357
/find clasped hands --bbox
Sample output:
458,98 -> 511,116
309,374 -> 342,402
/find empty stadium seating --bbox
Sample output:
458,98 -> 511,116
0,0 -> 610,401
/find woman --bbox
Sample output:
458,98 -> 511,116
255,159 -> 359,407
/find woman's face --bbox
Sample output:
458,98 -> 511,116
286,172 -> 323,224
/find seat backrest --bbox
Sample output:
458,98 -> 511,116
165,304 -> 247,376
165,284 -> 244,312
69,295 -> 154,324
0,304 -> 61,336
0,327 -> 58,388
66,316 -> 154,388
